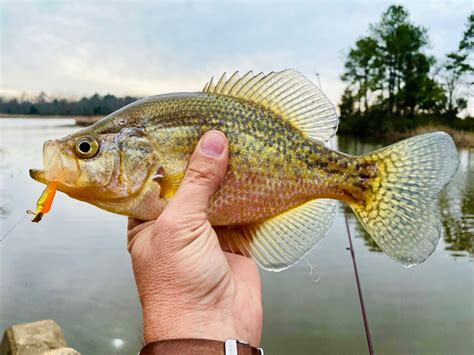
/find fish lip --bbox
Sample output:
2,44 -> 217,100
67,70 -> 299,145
29,169 -> 48,184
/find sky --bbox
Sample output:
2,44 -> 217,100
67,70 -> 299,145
0,0 -> 472,111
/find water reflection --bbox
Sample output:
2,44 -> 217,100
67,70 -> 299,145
337,135 -> 473,258
1,119 -> 473,355
440,149 -> 473,257
343,206 -> 383,253
0,148 -> 10,218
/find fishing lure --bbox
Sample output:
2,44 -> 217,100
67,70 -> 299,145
31,182 -> 57,223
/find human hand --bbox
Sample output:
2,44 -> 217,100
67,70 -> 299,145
127,130 -> 263,347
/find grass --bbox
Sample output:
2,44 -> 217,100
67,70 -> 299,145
385,125 -> 474,148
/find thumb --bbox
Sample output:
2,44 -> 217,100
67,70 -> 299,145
164,130 -> 228,219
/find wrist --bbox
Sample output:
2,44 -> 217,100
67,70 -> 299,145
140,339 -> 263,355
139,273 -> 262,347
142,305 -> 246,345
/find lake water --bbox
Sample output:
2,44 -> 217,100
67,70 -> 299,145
0,119 -> 472,355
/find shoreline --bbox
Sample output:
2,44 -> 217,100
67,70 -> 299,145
0,113 -> 99,119
383,125 -> 473,148
1,114 -> 472,148
341,128 -> 473,148
0,113 -> 102,126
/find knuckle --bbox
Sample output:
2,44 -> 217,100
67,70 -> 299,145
185,162 -> 217,186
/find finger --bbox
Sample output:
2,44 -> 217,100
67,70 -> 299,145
165,130 -> 228,218
128,217 -> 145,231
127,218 -> 154,252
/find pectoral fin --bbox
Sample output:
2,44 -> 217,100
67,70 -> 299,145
156,171 -> 185,199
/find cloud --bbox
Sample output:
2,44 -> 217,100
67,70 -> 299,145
0,0 -> 472,113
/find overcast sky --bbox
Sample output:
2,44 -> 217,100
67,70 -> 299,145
0,0 -> 472,110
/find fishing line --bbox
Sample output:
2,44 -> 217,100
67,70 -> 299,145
0,211 -> 31,243
303,257 -> 320,283
344,210 -> 374,355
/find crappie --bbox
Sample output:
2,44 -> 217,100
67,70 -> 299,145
29,70 -> 459,270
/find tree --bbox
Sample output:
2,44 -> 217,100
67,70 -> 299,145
371,5 -> 436,115
340,5 -> 444,117
341,37 -> 379,113
440,12 -> 473,115
417,77 -> 447,114
339,88 -> 356,117
0,93 -> 139,116
460,12 -> 474,51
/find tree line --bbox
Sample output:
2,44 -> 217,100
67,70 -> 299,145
0,5 -> 472,136
0,93 -> 138,116
339,5 -> 473,135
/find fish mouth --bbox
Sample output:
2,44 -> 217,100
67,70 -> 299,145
29,169 -> 48,184
29,139 -> 80,186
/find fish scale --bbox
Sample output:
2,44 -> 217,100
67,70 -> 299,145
107,93 -> 356,223
30,69 -> 459,271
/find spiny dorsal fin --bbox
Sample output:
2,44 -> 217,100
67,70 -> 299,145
202,69 -> 338,143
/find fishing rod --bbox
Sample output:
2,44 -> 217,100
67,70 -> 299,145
344,210 -> 375,355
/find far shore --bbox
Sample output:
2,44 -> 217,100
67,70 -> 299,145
0,113 -> 102,126
376,126 -> 472,148
1,113 -> 472,148
0,113 -> 100,119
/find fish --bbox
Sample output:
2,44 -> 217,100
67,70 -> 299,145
29,69 -> 459,271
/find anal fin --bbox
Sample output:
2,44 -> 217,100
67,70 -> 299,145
216,199 -> 336,271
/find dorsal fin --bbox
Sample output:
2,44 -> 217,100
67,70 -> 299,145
202,69 -> 338,143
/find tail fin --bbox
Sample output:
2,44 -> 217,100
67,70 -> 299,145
351,132 -> 459,266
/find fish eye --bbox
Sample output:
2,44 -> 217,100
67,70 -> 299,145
75,136 -> 99,158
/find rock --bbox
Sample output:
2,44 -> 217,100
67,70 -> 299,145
0,320 -> 80,355
43,348 -> 80,355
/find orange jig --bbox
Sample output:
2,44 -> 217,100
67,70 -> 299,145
31,182 -> 57,223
